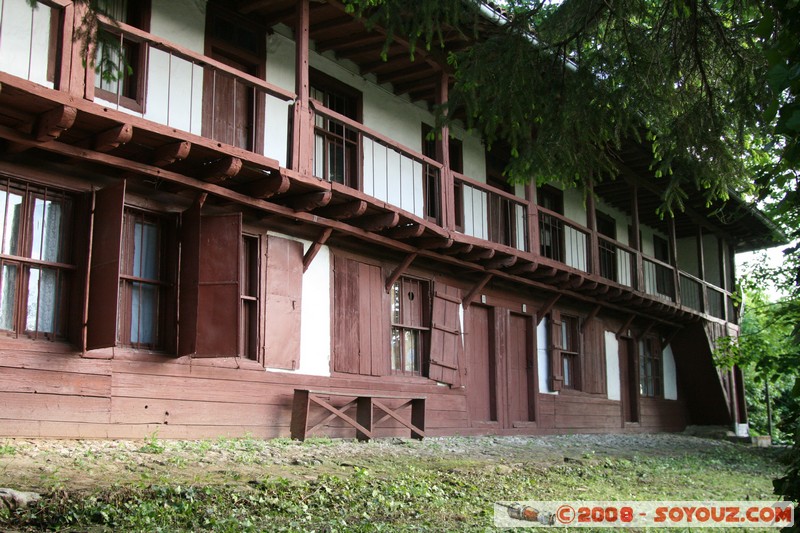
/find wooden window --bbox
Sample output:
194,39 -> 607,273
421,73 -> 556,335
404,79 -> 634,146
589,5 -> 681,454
421,124 -> 462,224
390,277 -> 430,376
0,179 -> 73,339
118,208 -> 172,349
311,70 -> 361,188
94,0 -> 150,112
639,336 -> 663,398
560,314 -> 580,390
240,234 -> 259,361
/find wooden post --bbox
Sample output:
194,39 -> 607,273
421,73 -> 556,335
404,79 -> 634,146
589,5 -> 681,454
586,180 -> 600,276
436,71 -> 454,230
719,237 -> 729,321
291,0 -> 313,176
69,1 -> 90,99
668,216 -> 681,306
697,226 -> 708,313
410,398 -> 425,440
290,389 -> 311,441
631,184 -> 643,291
526,182 -> 539,255
356,397 -> 373,442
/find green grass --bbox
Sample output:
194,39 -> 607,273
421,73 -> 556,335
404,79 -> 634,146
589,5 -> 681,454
0,438 -> 785,532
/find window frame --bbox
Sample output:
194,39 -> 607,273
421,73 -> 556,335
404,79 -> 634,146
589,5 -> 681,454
560,314 -> 581,390
239,232 -> 261,362
639,335 -> 663,398
117,207 -> 175,351
389,276 -> 431,377
92,0 -> 151,113
0,178 -> 74,340
310,69 -> 363,189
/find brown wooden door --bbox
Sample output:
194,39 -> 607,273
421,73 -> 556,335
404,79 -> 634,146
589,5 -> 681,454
465,305 -> 498,425
620,338 -> 640,423
506,313 -> 535,425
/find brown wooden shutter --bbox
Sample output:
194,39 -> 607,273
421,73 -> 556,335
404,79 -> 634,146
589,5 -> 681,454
581,318 -> 606,394
264,236 -> 303,369
427,284 -> 463,386
332,255 -> 387,375
179,204 -> 241,357
85,181 -> 126,350
549,310 -> 563,391
178,201 -> 200,356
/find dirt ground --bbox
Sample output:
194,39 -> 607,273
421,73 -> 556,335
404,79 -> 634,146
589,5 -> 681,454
0,432 -> 779,494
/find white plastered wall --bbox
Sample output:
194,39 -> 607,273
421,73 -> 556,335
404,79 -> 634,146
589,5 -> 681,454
537,318 -> 555,394
605,331 -> 621,401
663,344 -> 678,400
676,236 -> 700,277
0,0 -> 55,88
265,30 -> 295,167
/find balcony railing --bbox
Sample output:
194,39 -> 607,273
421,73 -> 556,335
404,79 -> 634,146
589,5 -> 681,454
91,15 -> 296,161
643,256 -> 676,301
311,100 -> 442,224
1,0 -> 738,324
597,235 -> 635,287
454,172 -> 528,251
538,208 -> 590,272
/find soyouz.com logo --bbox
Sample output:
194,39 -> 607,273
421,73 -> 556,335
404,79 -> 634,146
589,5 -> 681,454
494,501 -> 795,528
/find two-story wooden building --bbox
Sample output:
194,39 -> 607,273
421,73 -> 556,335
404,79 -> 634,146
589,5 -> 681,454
0,0 -> 780,439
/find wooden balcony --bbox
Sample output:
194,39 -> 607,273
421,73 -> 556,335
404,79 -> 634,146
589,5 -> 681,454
0,0 -> 739,328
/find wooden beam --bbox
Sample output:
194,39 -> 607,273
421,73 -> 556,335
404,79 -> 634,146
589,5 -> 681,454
153,141 -> 191,167
506,261 -> 537,275
303,227 -> 333,273
536,293 -> 561,324
461,248 -> 495,261
385,253 -> 417,292
35,105 -> 77,142
441,243 -> 473,256
581,305 -> 602,333
0,120 -> 688,330
483,255 -> 517,270
617,314 -> 636,339
288,190 -> 333,211
315,200 -> 367,220
414,237 -> 453,250
246,172 -> 291,199
200,156 -> 242,183
462,273 -> 493,308
386,223 -> 424,239
355,212 -> 400,231
94,123 -> 133,152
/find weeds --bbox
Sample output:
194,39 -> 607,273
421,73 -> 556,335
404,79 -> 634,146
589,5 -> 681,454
0,444 -> 16,456
0,437 -> 785,532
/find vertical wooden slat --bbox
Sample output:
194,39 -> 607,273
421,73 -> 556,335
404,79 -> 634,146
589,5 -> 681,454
264,236 -> 303,369
85,180 -> 126,351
